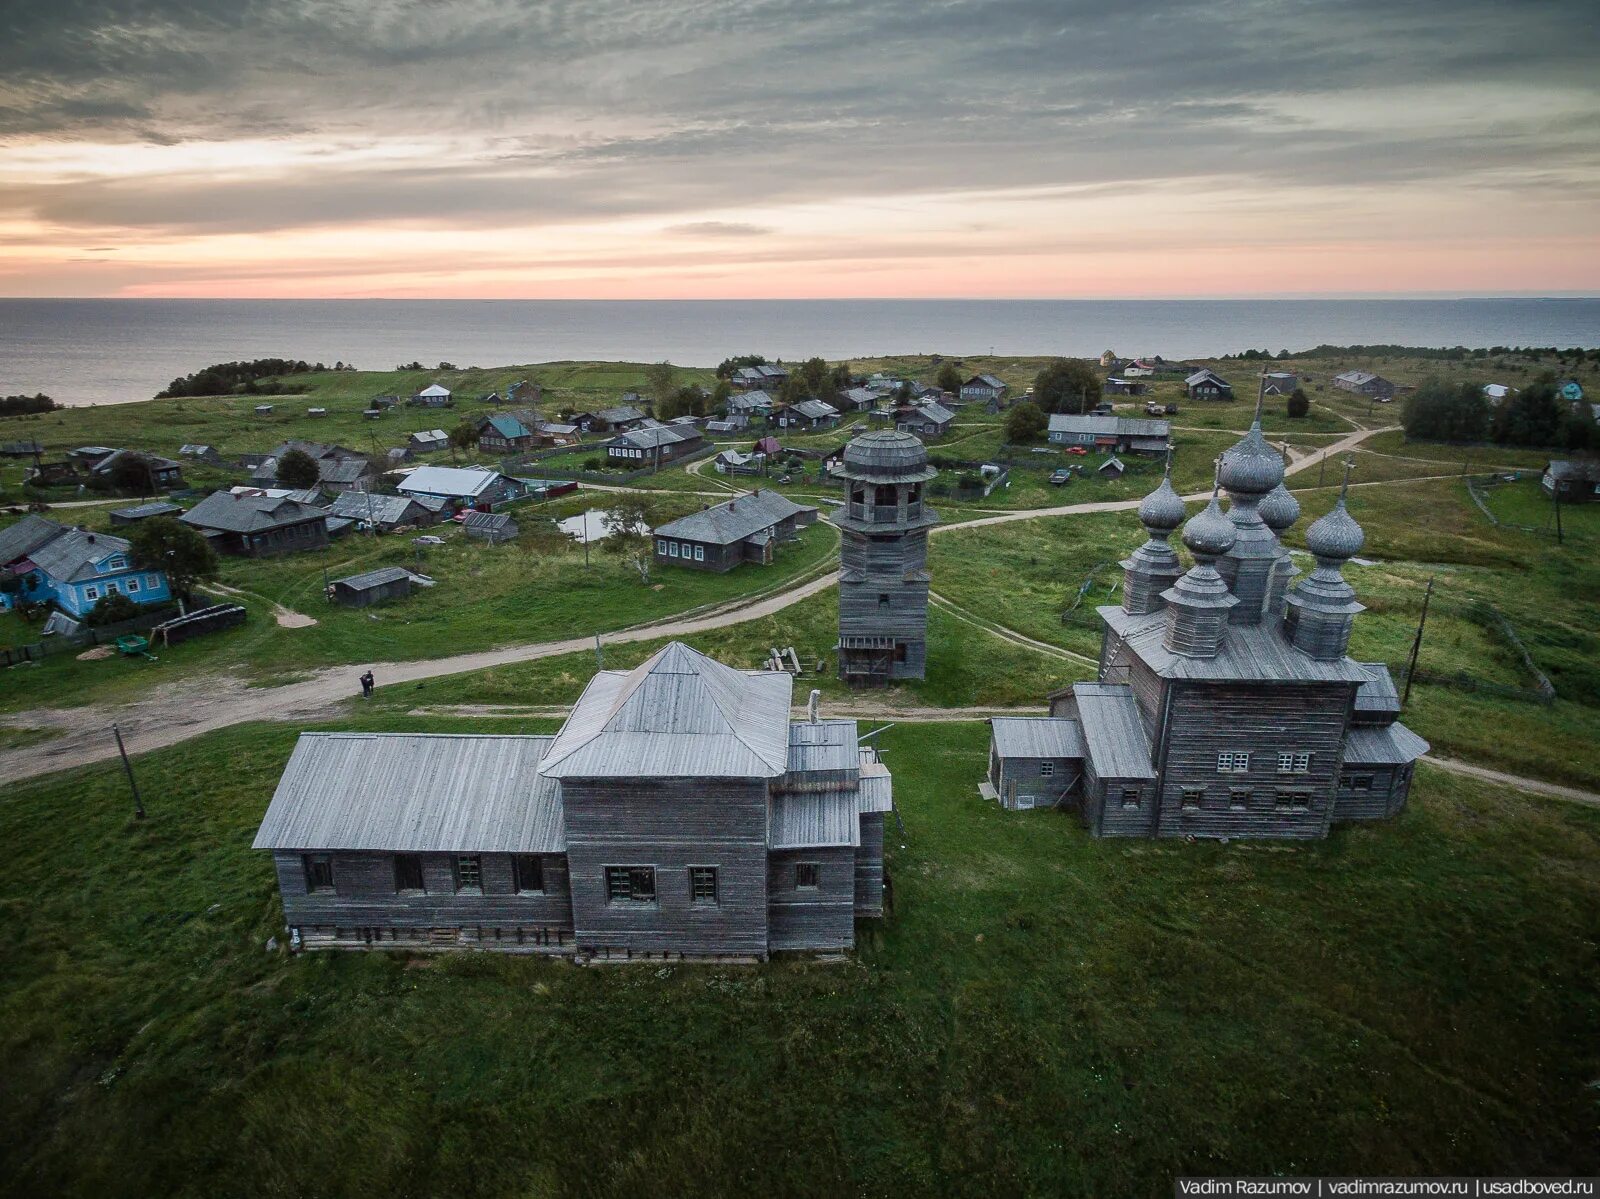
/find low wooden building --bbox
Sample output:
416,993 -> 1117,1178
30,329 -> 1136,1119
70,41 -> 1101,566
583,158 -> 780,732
180,491 -> 330,557
109,501 -> 184,526
1103,377 -> 1148,396
1185,369 -> 1233,401
410,383 -> 453,408
397,465 -> 519,510
959,374 -> 1007,405
1332,371 -> 1396,401
325,492 -> 443,533
652,489 -> 817,572
985,718 -> 1085,810
606,424 -> 706,466
253,642 -> 895,958
776,399 -> 840,430
409,429 -> 451,455
1541,459 -> 1600,502
895,401 -> 955,440
477,412 -> 540,454
90,449 -> 184,489
330,566 -> 416,608
1048,414 -> 1171,455
462,509 -> 519,543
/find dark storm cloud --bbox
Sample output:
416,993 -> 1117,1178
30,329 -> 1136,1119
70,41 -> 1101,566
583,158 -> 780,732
2,0 -> 1597,236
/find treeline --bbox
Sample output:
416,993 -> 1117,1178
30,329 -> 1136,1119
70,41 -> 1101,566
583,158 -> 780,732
1403,375 -> 1596,452
156,358 -> 352,398
1233,344 -> 1600,364
0,393 -> 59,415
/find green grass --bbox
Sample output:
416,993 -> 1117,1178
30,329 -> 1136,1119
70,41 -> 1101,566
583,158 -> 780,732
2,718 -> 1597,1197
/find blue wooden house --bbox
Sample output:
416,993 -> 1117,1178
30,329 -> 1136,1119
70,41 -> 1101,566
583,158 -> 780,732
0,515 -> 173,616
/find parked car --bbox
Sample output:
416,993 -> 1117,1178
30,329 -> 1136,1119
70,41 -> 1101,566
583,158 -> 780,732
1049,468 -> 1074,486
1065,446 -> 1088,456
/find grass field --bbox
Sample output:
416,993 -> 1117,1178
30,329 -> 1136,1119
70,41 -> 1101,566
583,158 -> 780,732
2,717 -> 1596,1198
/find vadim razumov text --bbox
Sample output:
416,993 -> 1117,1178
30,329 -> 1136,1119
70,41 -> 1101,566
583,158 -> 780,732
1174,1180 -> 1599,1198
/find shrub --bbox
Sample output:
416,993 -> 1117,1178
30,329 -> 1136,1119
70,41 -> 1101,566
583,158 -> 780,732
1286,388 -> 1310,419
84,592 -> 140,627
584,456 -> 604,472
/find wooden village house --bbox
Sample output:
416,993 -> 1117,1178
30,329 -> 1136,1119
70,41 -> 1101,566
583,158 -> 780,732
461,509 -> 519,543
181,491 -> 331,557
324,492 -> 444,533
1332,371 -> 1397,401
253,642 -> 894,959
476,412 -> 540,455
775,399 -> 840,431
1541,459 -> 1600,502
329,566 -> 419,608
408,429 -> 451,455
410,383 -> 453,407
606,423 -> 706,467
0,515 -> 173,616
396,465 -> 519,510
894,401 -> 955,440
652,490 -> 818,572
983,410 -> 1427,835
1047,414 -> 1171,456
959,374 -> 1008,406
1185,369 -> 1233,401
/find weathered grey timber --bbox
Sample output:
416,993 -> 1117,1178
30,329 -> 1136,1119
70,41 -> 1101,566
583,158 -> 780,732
989,409 -> 1427,839
829,430 -> 939,685
652,489 -> 818,573
255,643 -> 895,957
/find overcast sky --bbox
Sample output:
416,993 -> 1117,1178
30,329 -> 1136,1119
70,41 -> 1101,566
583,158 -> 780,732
2,0 -> 1597,298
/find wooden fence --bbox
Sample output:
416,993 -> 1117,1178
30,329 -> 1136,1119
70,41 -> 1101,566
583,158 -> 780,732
0,606 -> 178,668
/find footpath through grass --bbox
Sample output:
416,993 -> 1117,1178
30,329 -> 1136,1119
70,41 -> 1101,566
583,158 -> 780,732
2,718 -> 1597,1197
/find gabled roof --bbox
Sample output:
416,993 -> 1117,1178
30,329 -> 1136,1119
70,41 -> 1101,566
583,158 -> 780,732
397,465 -> 503,498
1334,370 -> 1386,386
481,414 -> 533,439
409,428 -> 450,444
790,399 -> 838,420
1049,414 -> 1171,438
326,492 -> 427,525
1186,369 -> 1230,387
964,373 -> 1006,389
318,457 -> 373,485
611,424 -> 701,451
26,525 -> 137,583
654,490 -> 817,546
416,383 -> 451,397
462,509 -> 515,531
182,490 -> 326,533
990,716 -> 1085,760
904,401 -> 954,425
334,565 -> 415,591
253,733 -> 563,852
0,514 -> 66,566
727,390 -> 775,411
89,448 -> 182,475
597,404 -> 647,425
538,642 -> 794,780
1071,684 -> 1156,779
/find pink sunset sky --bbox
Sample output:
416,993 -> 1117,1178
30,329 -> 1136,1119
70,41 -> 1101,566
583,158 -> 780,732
2,1 -> 1597,300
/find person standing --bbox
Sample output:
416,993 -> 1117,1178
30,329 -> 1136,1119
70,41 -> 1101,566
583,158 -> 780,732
359,670 -> 375,698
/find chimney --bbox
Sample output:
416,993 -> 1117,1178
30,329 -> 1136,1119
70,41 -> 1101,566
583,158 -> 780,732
807,689 -> 820,723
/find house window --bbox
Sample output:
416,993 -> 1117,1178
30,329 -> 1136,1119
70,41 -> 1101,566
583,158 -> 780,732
1275,790 -> 1312,809
1039,761 -> 1055,777
694,545 -> 704,562
84,586 -> 99,602
1229,788 -> 1251,809
106,582 -> 120,594
1121,787 -> 1142,808
657,539 -> 667,555
689,866 -> 718,905
1276,752 -> 1312,774
1217,752 -> 1251,773
669,542 -> 679,557
795,863 -> 820,890
1345,774 -> 1374,792
606,865 -> 656,905
453,855 -> 483,892
108,556 -> 126,570
513,855 -> 544,894
303,854 -> 335,893
394,854 -> 425,892
878,592 -> 890,607
126,578 -> 140,593
1181,787 -> 1204,810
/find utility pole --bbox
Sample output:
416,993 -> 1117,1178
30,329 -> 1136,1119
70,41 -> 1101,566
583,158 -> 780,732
112,723 -> 145,820
1554,484 -> 1564,545
1401,576 -> 1435,708
1318,450 -> 1327,487
594,633 -> 604,671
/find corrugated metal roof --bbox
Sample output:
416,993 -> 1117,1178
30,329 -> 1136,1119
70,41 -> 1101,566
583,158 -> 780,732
786,719 -> 859,774
253,733 -> 564,852
1072,683 -> 1156,779
538,642 -> 794,779
333,566 -> 413,591
1354,662 -> 1401,715
857,760 -> 894,813
654,490 -> 816,546
1343,723 -> 1429,765
326,492 -> 424,525
183,490 -> 325,533
0,514 -> 66,565
417,383 -> 451,397
110,501 -> 183,520
768,790 -> 860,849
462,509 -> 515,531
1048,413 -> 1171,438
1101,607 -> 1373,683
792,399 -> 838,420
398,465 -> 502,498
611,424 -> 700,450
991,716 -> 1086,760
26,525 -> 136,584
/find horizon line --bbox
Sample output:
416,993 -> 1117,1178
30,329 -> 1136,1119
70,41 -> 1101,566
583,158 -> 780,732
2,292 -> 1598,303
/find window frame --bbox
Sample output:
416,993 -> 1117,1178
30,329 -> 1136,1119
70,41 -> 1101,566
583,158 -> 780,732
84,585 -> 99,602
393,853 -> 425,893
1039,761 -> 1055,777
605,865 -> 657,905
512,855 -> 545,895
656,538 -> 668,555
1228,787 -> 1252,810
1345,773 -> 1374,792
688,865 -> 719,906
794,862 -> 821,890
126,577 -> 141,593
1120,787 -> 1142,809
453,854 -> 483,893
669,542 -> 679,557
1217,751 -> 1251,774
304,853 -> 335,893
693,544 -> 704,562
1276,751 -> 1312,774
1181,787 -> 1204,810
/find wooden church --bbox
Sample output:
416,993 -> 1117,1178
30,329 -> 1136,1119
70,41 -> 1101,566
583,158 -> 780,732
985,408 -> 1427,838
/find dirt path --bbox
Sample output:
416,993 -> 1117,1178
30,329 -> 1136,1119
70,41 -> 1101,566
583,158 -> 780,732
205,581 -> 319,628
1424,757 -> 1600,810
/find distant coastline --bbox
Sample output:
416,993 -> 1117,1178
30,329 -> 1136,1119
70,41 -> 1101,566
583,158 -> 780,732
4,296 -> 1599,407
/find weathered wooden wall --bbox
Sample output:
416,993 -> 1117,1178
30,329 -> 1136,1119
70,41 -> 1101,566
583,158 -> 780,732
768,847 -> 856,951
854,814 -> 885,917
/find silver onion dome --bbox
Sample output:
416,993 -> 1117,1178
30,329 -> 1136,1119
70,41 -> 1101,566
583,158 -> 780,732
1182,496 -> 1237,557
1259,483 -> 1301,532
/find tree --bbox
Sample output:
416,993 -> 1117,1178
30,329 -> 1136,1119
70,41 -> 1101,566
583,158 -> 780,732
601,495 -> 659,584
1031,358 -> 1101,415
107,452 -> 156,496
1286,388 -> 1310,419
129,517 -> 218,603
658,385 -> 707,421
84,591 -> 141,627
935,363 -> 963,395
1005,400 -> 1048,443
1401,379 -> 1490,443
829,362 -> 854,392
715,354 -> 767,379
710,379 -> 732,412
1492,376 -> 1565,447
276,448 -> 320,490
448,420 -> 479,460
644,361 -> 678,410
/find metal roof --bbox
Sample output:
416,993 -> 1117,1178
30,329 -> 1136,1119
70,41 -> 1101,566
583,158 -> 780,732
965,374 -> 1005,389
539,642 -> 794,779
1186,369 -> 1230,387
611,424 -> 700,450
727,390 -> 775,411
1048,413 -> 1171,438
417,383 -> 451,397
462,509 -> 515,531
786,719 -> 859,775
768,790 -> 860,849
597,404 -> 647,424
482,414 -> 533,439
1334,371 -> 1381,386
109,502 -> 183,520
333,566 -> 414,591
410,428 -> 450,444
791,399 -> 838,420
26,525 -> 136,583
1353,662 -> 1401,717
654,490 -> 816,546
990,716 -> 1086,760
326,492 -> 425,525
398,465 -> 502,498
1072,683 -> 1157,779
0,514 -> 67,565
904,401 -> 955,425
1342,723 -> 1430,765
182,490 -> 326,533
858,760 -> 894,812
253,733 -> 564,852
1100,606 -> 1373,683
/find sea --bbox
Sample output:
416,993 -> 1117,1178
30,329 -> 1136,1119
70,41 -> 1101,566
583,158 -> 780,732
2,297 -> 1596,408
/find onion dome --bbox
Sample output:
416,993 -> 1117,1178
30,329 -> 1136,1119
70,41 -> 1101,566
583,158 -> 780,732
1181,496 -> 1236,558
1137,466 -> 1186,533
1259,483 -> 1301,532
1305,497 -> 1364,561
836,430 -> 935,482
1217,398 -> 1285,496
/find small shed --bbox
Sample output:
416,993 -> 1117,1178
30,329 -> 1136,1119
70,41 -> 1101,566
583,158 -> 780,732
329,566 -> 416,608
410,383 -> 453,408
307,407 -> 327,418
254,404 -> 275,415
109,501 -> 184,527
409,428 -> 451,454
462,509 -> 519,543
986,717 -> 1086,810
1097,455 -> 1127,478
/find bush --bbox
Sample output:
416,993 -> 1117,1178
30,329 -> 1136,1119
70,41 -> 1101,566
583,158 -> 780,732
276,448 -> 320,490
1031,359 -> 1101,415
1286,388 -> 1310,418
584,456 -> 604,472
1005,400 -> 1048,443
83,592 -> 140,627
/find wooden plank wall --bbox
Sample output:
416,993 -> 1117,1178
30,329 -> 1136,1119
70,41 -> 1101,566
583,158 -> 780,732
768,847 -> 857,951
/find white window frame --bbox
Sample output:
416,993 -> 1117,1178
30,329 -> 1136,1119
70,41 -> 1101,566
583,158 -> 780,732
669,542 -> 680,557
84,585 -> 99,602
126,578 -> 140,593
146,574 -> 161,588
1217,752 -> 1250,773
1277,751 -> 1312,774
694,545 -> 704,562
656,539 -> 668,555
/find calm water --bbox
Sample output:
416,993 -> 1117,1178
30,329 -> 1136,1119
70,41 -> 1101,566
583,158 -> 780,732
2,297 -> 1596,407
